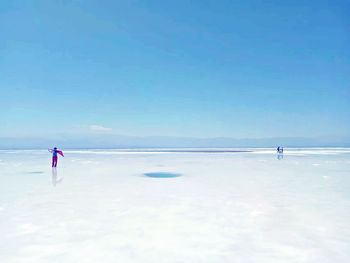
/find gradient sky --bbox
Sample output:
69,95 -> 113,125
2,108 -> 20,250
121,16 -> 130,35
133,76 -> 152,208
1,0 -> 349,139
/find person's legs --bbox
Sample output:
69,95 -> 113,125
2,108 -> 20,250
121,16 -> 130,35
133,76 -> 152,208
52,156 -> 58,167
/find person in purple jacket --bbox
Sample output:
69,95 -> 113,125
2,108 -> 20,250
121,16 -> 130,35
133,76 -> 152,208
48,147 -> 64,167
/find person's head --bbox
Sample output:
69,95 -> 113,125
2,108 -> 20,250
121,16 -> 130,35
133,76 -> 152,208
54,147 -> 57,150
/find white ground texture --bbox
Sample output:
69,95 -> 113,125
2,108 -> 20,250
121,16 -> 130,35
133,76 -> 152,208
1,148 -> 350,263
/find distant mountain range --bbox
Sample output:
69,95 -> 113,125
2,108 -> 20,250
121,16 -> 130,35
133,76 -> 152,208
0,134 -> 349,149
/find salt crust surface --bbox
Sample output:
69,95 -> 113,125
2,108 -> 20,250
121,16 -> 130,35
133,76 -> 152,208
1,148 -> 350,263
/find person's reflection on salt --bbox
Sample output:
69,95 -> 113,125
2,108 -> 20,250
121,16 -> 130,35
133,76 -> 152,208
277,153 -> 284,160
52,167 -> 63,186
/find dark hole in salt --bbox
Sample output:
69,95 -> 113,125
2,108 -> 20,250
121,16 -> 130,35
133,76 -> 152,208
144,172 -> 181,178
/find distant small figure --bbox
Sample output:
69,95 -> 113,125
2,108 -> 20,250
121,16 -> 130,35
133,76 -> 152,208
277,146 -> 284,154
48,147 -> 64,167
277,146 -> 284,160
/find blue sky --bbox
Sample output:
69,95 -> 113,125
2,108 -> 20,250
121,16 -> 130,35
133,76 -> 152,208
1,0 -> 349,140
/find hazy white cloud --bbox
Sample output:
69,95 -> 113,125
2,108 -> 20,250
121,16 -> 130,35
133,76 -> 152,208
89,125 -> 113,132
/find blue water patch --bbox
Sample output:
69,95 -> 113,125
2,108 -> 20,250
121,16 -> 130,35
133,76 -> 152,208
144,172 -> 181,178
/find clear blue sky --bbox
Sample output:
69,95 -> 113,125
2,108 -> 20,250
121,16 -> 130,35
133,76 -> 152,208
1,0 -> 349,139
